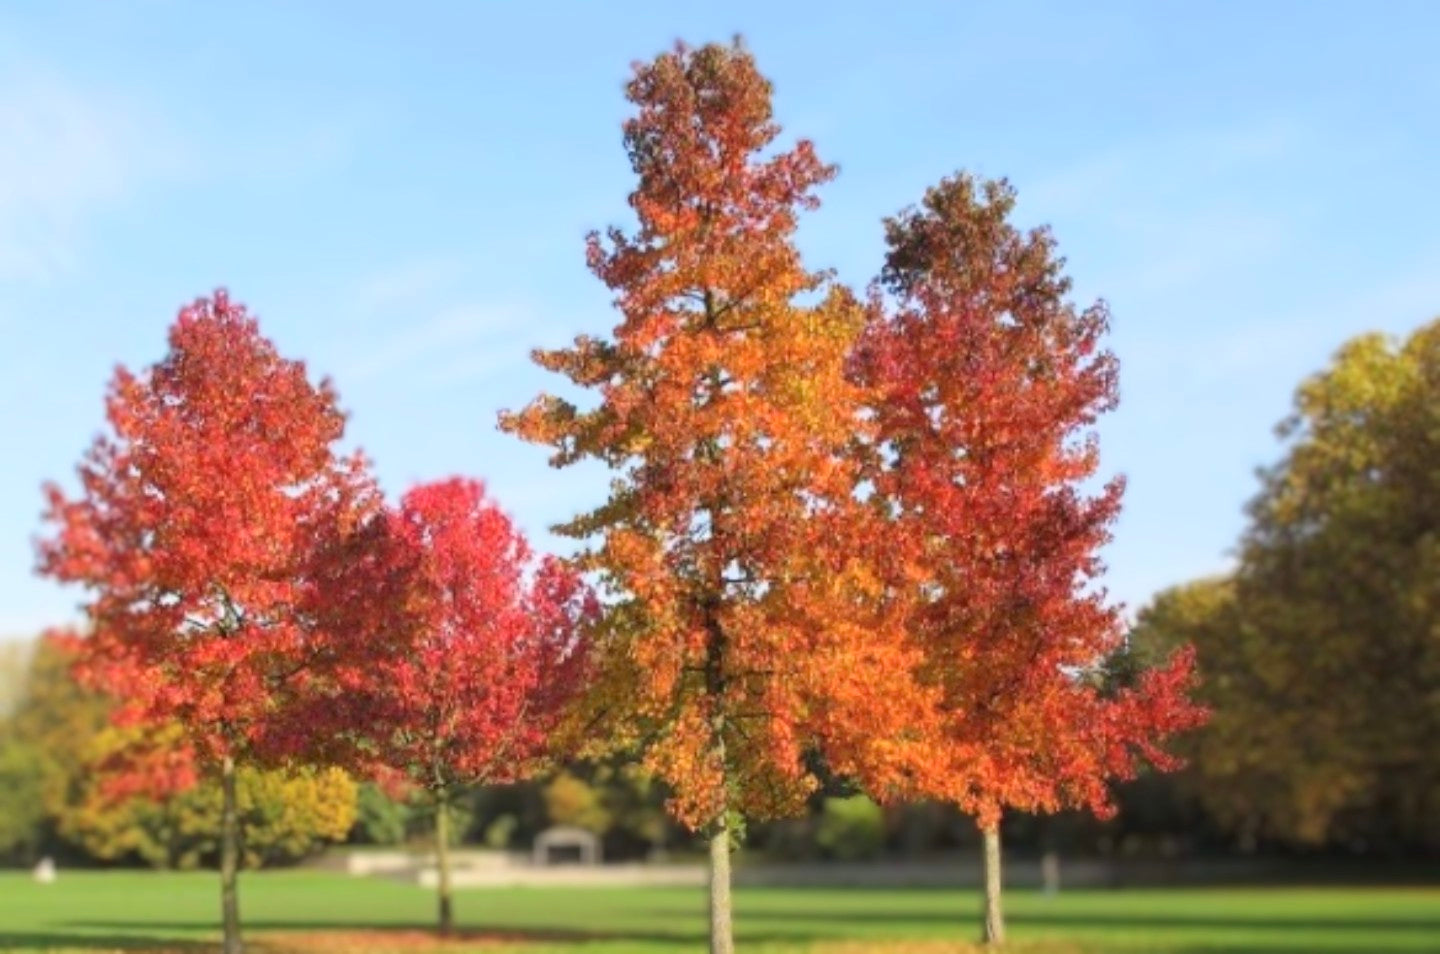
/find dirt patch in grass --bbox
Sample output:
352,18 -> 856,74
252,935 -> 1088,954
255,931 -> 536,953
816,946 -> 1081,953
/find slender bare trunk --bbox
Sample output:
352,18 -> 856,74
220,754 -> 242,954
981,823 -> 1005,945
1041,849 -> 1060,897
700,602 -> 734,954
708,814 -> 734,954
435,793 -> 454,936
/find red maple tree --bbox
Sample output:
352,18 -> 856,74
314,477 -> 595,936
853,174 -> 1205,943
37,290 -> 375,954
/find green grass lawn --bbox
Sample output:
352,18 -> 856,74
0,871 -> 1435,953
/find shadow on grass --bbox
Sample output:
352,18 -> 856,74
723,907 -> 1440,932
0,933 -> 211,952
57,921 -> 713,947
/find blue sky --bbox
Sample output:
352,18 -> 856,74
2,1 -> 1437,638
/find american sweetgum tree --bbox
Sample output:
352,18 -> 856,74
853,175 -> 1206,944
310,477 -> 595,936
37,291 -> 375,954
503,41 -> 930,954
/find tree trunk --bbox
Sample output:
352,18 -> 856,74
700,604 -> 734,954
435,794 -> 454,937
1041,849 -> 1060,897
708,814 -> 734,954
220,754 -> 242,954
981,823 -> 1005,946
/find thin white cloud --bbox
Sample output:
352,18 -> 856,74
340,302 -> 532,384
0,66 -> 189,281
1119,210 -> 1290,298
1335,252 -> 1440,329
1224,250 -> 1440,373
216,109 -> 373,185
1023,119 -> 1304,215
1014,119 -> 1311,305
350,257 -> 470,317
425,314 -> 579,388
1122,248 -> 1440,388
425,347 -> 529,388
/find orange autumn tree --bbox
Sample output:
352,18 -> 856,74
503,40 -> 930,954
37,291 -> 375,954
853,174 -> 1205,944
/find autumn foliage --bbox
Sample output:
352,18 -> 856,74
36,290 -> 377,953
62,750 -> 356,870
299,476 -> 595,935
319,477 -> 595,795
853,174 -> 1205,826
502,41 -> 927,835
37,290 -> 376,768
500,42 -> 949,953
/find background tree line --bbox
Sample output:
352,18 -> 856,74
11,312 -> 1440,872
1127,319 -> 1440,859
0,634 -> 1172,868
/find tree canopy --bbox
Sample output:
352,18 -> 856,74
855,173 -> 1202,833
1132,319 -> 1440,853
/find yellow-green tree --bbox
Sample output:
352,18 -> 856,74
1133,319 -> 1440,852
2,634 -> 356,868
0,739 -> 46,860
543,772 -> 612,834
4,635 -> 110,821
60,735 -> 356,869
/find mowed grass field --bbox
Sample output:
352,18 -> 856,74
0,872 -> 1436,953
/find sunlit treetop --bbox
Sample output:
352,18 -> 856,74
504,40 -> 935,829
37,290 -> 377,767
854,174 -> 1204,825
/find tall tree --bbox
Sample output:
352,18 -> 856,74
1134,320 -> 1440,853
37,290 -> 375,954
503,40 -> 928,954
854,174 -> 1203,943
315,478 -> 594,936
